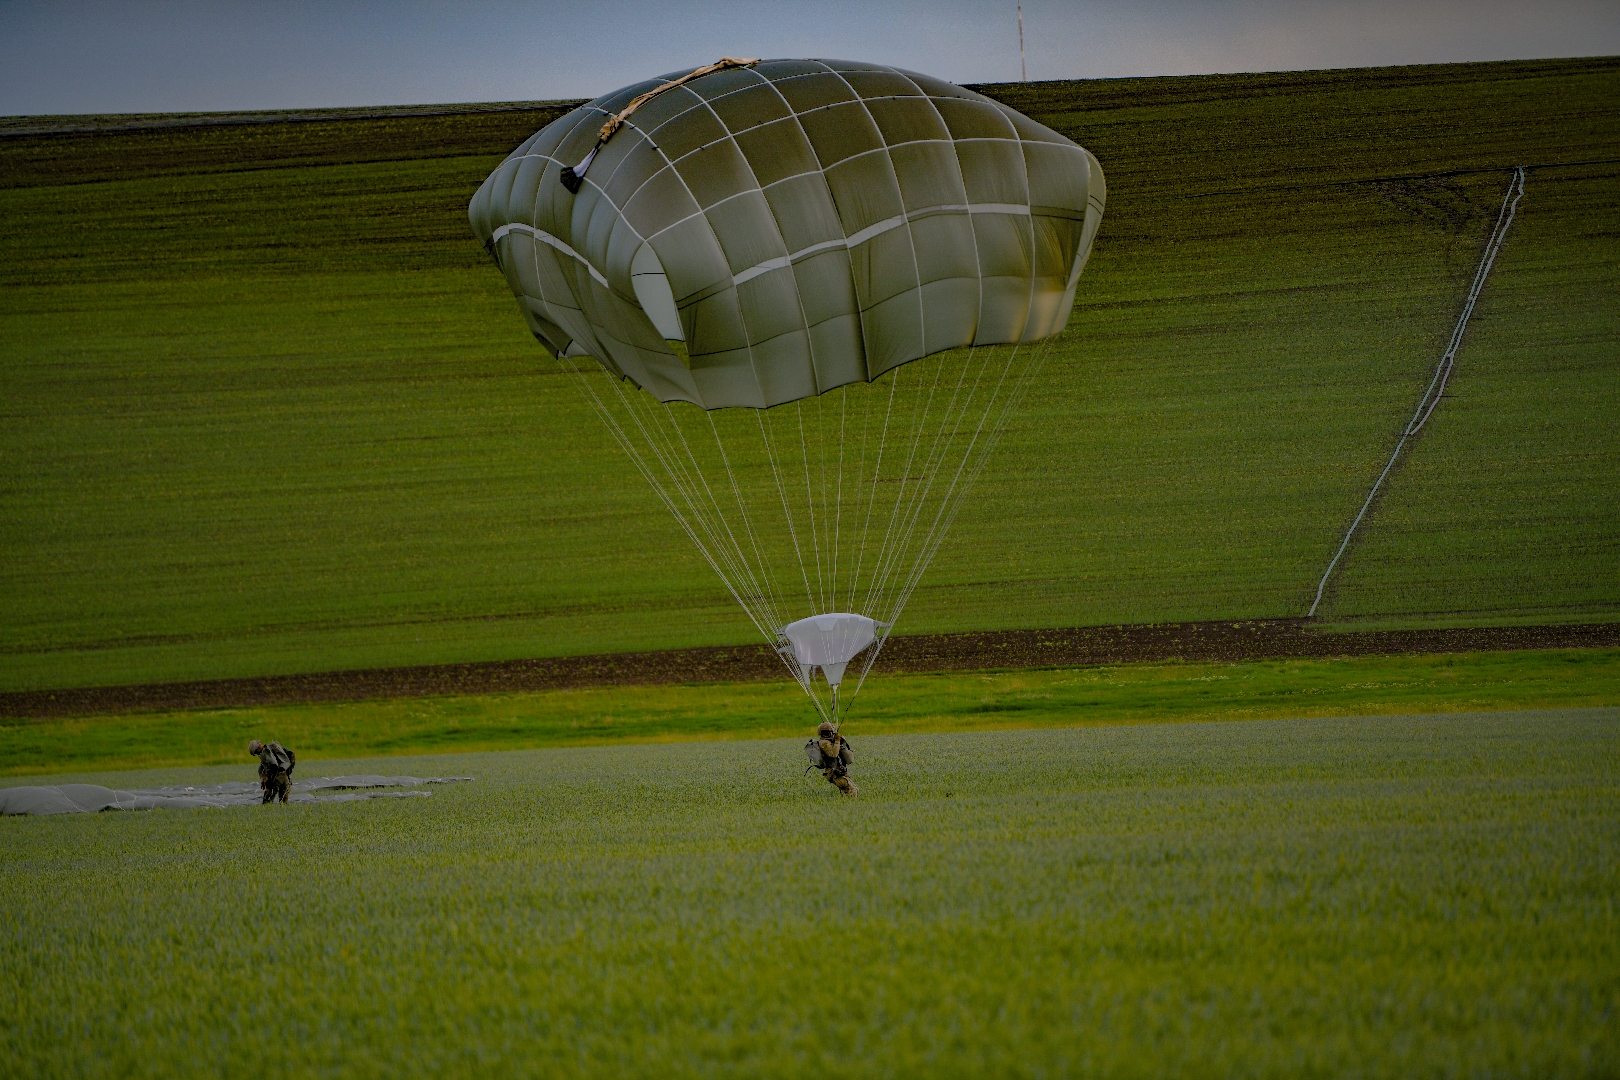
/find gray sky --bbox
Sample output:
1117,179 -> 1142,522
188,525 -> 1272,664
3,0 -> 1617,116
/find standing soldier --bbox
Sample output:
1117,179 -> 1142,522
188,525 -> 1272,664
248,739 -> 296,804
806,721 -> 857,797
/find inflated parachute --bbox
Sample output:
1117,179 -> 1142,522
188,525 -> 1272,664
471,58 -> 1104,726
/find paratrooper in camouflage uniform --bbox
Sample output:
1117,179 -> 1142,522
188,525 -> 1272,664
806,721 -> 857,797
248,739 -> 296,804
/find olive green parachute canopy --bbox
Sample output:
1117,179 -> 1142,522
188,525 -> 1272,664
470,60 -> 1107,730
469,58 -> 1105,410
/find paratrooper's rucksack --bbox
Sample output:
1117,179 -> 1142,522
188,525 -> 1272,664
803,736 -> 854,770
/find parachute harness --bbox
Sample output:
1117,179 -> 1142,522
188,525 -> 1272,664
560,57 -> 759,193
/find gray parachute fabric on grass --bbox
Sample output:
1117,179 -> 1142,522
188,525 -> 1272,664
0,775 -> 472,816
470,58 -> 1105,409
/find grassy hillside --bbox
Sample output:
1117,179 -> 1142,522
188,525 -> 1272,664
1,58 -> 1616,692
1320,164 -> 1620,626
4,712 -> 1616,1076
990,60 -> 1620,631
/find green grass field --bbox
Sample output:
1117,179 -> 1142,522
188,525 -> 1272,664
3,648 -> 1616,777
5,61 -> 1618,1078
3,58 -> 1616,692
3,709 -> 1616,1077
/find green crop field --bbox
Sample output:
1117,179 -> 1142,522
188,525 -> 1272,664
3,648 -> 1617,777
3,58 -> 1618,694
6,59 -> 1619,1079
3,710 -> 1616,1077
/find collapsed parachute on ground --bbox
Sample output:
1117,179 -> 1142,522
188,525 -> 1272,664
0,776 -> 472,816
471,58 -> 1104,725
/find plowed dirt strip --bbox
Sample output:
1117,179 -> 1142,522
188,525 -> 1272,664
4,620 -> 1616,720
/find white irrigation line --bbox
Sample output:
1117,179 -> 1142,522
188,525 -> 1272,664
1307,166 -> 1526,618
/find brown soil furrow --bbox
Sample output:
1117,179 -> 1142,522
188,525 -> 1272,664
4,620 -> 1617,721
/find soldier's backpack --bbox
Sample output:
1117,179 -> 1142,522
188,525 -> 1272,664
802,737 -> 855,769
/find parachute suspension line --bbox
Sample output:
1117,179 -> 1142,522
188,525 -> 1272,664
844,345 -> 970,701
850,365 -> 900,614
863,343 -> 970,621
706,410 -> 787,633
819,395 -> 837,616
556,358 -> 775,646
864,362 -> 930,613
767,403 -> 834,720
845,383 -> 872,613
881,342 -> 1008,621
886,349 -> 1011,626
841,338 -> 1054,717
663,404 -> 784,634
606,373 -> 782,644
616,374 -> 785,646
832,388 -> 848,614
815,394 -> 831,613
559,362 -> 708,569
757,409 -> 816,612
822,396 -> 833,613
561,335 -> 1053,732
891,337 -> 1054,630
795,401 -> 826,613
863,347 -> 948,617
842,344 -> 952,702
622,388 -> 773,633
889,343 -> 1031,622
840,366 -> 905,704
612,371 -> 842,719
570,362 -> 832,720
870,344 -> 982,623
661,403 -> 773,624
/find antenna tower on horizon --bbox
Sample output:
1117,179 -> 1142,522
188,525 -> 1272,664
1017,2 -> 1027,82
